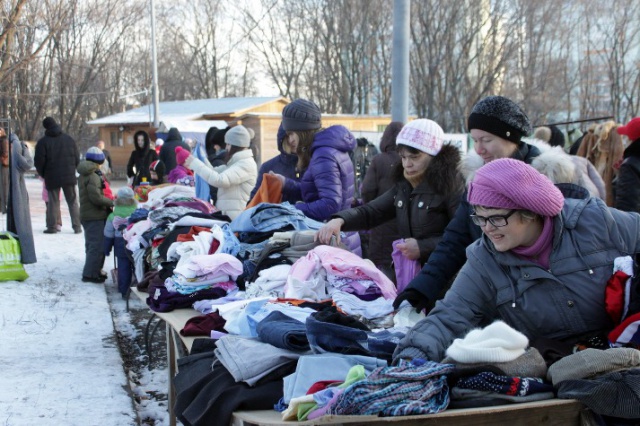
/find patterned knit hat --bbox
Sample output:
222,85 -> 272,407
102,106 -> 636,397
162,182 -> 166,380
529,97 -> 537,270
85,146 -> 105,164
396,119 -> 445,156
468,158 -> 564,217
282,99 -> 322,131
467,96 -> 531,143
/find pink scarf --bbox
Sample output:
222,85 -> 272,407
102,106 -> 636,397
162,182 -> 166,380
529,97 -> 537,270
512,216 -> 554,269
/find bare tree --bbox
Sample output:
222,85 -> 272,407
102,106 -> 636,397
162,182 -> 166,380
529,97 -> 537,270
501,0 -> 574,125
304,0 -> 386,114
410,0 -> 520,131
244,0 -> 310,99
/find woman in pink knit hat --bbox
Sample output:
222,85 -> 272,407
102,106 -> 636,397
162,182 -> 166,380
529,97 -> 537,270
394,158 -> 640,365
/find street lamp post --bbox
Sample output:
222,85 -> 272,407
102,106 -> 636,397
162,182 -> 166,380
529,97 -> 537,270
150,0 -> 160,129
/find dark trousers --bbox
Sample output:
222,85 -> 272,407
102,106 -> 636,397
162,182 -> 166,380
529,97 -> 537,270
114,237 -> 133,296
47,185 -> 81,231
82,219 -> 106,279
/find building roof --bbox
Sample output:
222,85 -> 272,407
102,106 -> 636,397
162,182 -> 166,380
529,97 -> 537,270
87,96 -> 285,126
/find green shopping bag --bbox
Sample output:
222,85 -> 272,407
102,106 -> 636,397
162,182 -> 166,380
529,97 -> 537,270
0,232 -> 28,281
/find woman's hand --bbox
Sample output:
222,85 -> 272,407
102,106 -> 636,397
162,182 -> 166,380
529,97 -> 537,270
397,238 -> 420,260
315,218 -> 344,245
268,171 -> 285,186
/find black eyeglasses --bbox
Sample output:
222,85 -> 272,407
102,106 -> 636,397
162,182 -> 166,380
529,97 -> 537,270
470,210 -> 517,227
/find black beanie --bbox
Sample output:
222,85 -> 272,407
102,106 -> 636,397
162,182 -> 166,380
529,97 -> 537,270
43,116 -> 57,130
467,96 -> 531,143
282,99 -> 322,132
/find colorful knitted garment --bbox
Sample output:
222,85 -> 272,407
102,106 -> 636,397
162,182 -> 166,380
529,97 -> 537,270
329,360 -> 454,417
456,372 -> 553,396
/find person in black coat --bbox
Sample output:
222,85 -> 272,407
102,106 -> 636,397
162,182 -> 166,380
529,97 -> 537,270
359,121 -> 403,278
34,116 -> 82,234
206,127 -> 228,204
159,127 -> 190,174
126,130 -> 158,187
614,117 -> 640,213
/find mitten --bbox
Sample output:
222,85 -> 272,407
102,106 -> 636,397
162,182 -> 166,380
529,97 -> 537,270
175,147 -> 190,165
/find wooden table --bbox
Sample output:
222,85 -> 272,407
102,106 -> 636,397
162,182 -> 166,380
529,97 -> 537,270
132,288 -> 584,426
131,287 -> 202,426
231,399 -> 584,426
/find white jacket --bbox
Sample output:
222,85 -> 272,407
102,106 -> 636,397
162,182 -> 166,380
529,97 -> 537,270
187,149 -> 257,219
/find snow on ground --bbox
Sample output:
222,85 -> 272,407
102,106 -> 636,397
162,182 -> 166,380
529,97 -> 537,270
0,176 -> 169,426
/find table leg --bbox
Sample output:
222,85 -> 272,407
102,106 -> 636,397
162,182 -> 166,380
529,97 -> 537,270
166,322 -> 177,426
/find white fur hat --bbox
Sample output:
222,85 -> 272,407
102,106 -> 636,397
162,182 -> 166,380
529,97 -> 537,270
445,321 -> 529,363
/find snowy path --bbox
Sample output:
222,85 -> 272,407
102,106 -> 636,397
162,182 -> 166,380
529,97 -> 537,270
0,177 -> 137,426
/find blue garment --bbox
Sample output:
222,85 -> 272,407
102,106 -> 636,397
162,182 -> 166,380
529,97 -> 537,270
219,223 -> 241,256
230,202 -> 325,233
306,312 -> 369,355
283,354 -> 388,404
115,237 -> 133,296
330,360 -> 453,417
193,140 -> 211,201
256,311 -> 310,352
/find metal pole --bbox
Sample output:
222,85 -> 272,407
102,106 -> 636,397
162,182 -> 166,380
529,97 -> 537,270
150,0 -> 160,128
391,0 -> 410,123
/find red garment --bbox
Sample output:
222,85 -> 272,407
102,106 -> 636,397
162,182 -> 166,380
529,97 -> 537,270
209,239 -> 221,254
180,312 -> 226,336
306,380 -> 342,395
605,270 -> 630,324
608,312 -> 640,348
176,226 -> 211,242
103,177 -> 115,200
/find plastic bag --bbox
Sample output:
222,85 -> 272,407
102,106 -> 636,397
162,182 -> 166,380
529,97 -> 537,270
0,232 -> 28,281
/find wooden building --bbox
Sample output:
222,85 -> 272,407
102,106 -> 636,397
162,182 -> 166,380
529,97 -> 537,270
87,97 -> 395,176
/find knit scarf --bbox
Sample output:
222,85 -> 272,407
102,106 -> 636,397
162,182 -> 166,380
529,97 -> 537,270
512,215 -> 553,269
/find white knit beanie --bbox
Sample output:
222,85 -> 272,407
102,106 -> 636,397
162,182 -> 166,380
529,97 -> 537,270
396,119 -> 444,156
445,321 -> 529,363
225,125 -> 251,148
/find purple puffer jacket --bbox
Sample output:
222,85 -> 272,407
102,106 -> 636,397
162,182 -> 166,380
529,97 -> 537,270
283,125 -> 361,255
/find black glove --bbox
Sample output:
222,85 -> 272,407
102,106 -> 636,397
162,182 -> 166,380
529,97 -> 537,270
393,289 -> 433,313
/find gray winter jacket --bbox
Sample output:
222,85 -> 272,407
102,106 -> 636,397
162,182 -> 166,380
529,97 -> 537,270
393,197 -> 640,363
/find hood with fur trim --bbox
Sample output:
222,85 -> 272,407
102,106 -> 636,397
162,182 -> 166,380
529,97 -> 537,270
530,141 -> 606,199
461,140 -> 541,184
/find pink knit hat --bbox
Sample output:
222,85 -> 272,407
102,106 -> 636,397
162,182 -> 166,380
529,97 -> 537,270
468,158 -> 564,217
396,119 -> 444,156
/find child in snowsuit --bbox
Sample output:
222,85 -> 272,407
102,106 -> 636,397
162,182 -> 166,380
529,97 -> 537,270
104,186 -> 138,297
